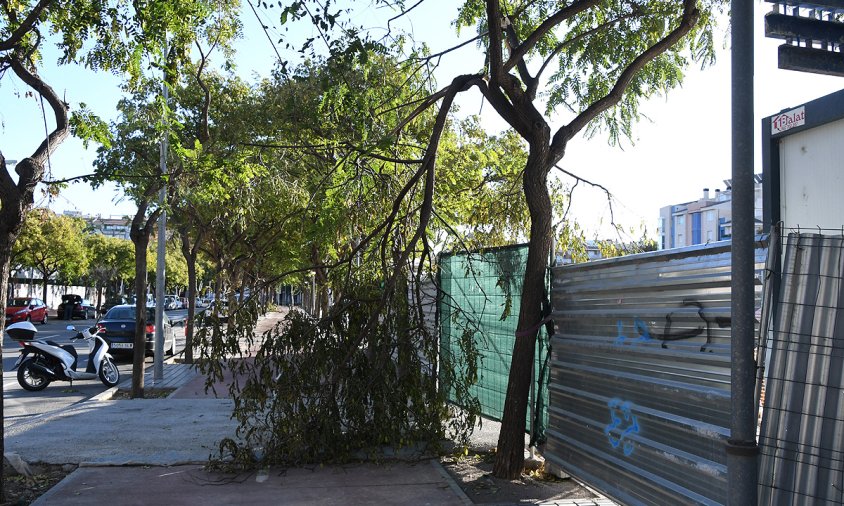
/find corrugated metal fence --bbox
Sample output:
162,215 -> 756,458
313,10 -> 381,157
758,232 -> 844,504
546,240 -> 766,505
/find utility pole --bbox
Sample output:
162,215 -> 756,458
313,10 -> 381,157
154,38 -> 168,381
728,0 -> 758,504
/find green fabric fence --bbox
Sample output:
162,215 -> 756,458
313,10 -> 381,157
438,244 -> 550,444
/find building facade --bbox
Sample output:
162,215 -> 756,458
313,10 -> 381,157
63,211 -> 132,240
657,175 -> 763,250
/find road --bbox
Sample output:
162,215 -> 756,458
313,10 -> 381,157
3,310 -> 189,423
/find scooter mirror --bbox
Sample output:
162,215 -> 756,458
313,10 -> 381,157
65,325 -> 76,332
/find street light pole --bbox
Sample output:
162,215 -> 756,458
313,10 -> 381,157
154,38 -> 168,381
728,0 -> 758,504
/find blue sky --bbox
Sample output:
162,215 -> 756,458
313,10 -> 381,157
1,1 -> 842,239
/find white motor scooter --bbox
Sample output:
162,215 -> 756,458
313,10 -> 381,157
6,321 -> 120,391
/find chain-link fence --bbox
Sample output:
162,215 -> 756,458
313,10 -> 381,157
759,231 -> 844,504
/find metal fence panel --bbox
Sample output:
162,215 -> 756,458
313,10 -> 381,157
439,245 -> 549,436
546,240 -> 765,506
758,233 -> 844,505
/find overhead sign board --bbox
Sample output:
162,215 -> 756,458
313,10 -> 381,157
771,106 -> 805,134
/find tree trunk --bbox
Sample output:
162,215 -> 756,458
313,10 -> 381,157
131,234 -> 150,398
0,235 -> 14,501
41,274 -> 49,305
181,236 -> 197,364
0,163 -> 29,500
95,282 -> 103,313
493,148 -> 554,480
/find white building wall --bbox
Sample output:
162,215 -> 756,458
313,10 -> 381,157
779,117 -> 844,230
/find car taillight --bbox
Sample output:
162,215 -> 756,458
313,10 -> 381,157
145,324 -> 155,334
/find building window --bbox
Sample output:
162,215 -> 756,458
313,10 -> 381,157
677,233 -> 685,247
706,230 -> 713,242
676,215 -> 685,227
707,211 -> 715,222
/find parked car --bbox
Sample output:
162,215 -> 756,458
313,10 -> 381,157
99,295 -> 129,316
205,299 -> 229,323
57,294 -> 96,320
96,305 -> 176,358
164,295 -> 183,310
5,297 -> 49,325
132,294 -> 155,307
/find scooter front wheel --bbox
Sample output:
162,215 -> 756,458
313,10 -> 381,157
99,359 -> 120,387
17,359 -> 50,391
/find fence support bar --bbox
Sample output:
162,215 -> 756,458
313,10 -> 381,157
729,0 -> 759,504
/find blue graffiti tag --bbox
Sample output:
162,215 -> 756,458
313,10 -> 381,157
605,398 -> 640,456
615,318 -> 652,345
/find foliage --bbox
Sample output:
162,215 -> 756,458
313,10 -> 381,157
202,278 -> 476,469
84,232 -> 135,294
190,52 -> 487,468
146,237 -> 190,292
13,209 -> 89,290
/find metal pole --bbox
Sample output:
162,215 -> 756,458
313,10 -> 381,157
154,38 -> 168,381
728,1 -> 758,504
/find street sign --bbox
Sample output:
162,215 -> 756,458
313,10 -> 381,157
764,1 -> 844,77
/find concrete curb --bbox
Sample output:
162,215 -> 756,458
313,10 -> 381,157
431,459 -> 474,505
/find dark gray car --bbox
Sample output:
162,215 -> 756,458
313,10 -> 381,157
96,305 -> 175,358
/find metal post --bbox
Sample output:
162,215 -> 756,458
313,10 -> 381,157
154,38 -> 168,381
728,1 -> 758,504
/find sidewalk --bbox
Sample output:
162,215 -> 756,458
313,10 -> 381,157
5,312 -> 613,505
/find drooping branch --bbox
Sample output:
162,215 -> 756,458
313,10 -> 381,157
552,0 -> 699,158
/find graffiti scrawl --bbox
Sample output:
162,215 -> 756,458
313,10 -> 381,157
605,398 -> 640,456
615,298 -> 732,352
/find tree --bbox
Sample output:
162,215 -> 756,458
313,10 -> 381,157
1,0 -> 218,492
147,238 -> 190,293
14,209 -> 88,302
269,0 -> 722,478
92,0 -> 241,395
85,233 -> 135,308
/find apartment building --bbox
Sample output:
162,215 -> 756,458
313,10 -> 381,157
657,175 -> 763,250
63,211 -> 132,240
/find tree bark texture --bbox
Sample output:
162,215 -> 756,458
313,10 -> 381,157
0,236 -> 14,497
493,146 -> 554,479
181,231 -> 198,364
131,233 -> 150,398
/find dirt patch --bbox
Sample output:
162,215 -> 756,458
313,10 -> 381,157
110,388 -> 176,399
440,450 -> 597,504
2,462 -> 75,506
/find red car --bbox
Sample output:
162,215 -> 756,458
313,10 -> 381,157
5,297 -> 49,325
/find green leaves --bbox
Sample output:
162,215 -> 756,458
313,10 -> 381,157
69,104 -> 112,149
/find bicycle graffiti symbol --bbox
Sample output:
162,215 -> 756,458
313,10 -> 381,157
605,398 -> 640,456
